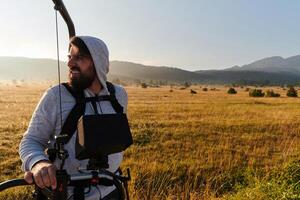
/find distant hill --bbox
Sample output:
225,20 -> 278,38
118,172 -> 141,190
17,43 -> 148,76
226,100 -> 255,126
1,56 -> 300,85
110,61 -> 300,85
195,55 -> 300,84
109,61 -> 200,82
194,70 -> 300,85
224,55 -> 300,74
0,57 -> 68,81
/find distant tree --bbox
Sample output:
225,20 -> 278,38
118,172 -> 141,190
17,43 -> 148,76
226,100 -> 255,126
287,86 -> 298,97
249,89 -> 264,97
265,90 -> 280,97
184,82 -> 191,88
141,83 -> 148,88
149,79 -> 155,86
160,80 -> 169,85
227,88 -> 237,94
136,79 -> 142,86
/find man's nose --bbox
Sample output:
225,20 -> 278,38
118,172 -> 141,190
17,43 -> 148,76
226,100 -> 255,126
67,58 -> 75,68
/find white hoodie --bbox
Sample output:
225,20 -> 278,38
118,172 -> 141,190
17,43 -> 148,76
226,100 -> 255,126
19,36 -> 128,199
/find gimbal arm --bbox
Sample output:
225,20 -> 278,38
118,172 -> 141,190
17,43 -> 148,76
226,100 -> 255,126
52,0 -> 75,38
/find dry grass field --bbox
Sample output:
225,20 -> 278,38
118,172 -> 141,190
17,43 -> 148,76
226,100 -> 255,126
0,83 -> 299,199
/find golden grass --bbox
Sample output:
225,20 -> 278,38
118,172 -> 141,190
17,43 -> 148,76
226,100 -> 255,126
0,84 -> 299,199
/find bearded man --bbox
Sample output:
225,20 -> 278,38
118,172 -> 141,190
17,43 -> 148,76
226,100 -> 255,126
19,36 -> 127,200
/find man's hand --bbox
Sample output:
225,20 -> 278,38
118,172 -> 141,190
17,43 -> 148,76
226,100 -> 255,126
24,161 -> 57,190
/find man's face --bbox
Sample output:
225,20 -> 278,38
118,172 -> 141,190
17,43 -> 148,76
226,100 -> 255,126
67,45 -> 97,90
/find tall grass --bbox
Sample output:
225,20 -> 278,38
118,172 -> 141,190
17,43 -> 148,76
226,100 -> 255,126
0,84 -> 299,199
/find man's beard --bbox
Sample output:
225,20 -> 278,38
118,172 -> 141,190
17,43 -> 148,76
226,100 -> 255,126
69,67 -> 96,91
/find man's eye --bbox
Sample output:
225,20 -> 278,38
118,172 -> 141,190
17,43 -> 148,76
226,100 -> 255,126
68,55 -> 86,61
77,55 -> 85,60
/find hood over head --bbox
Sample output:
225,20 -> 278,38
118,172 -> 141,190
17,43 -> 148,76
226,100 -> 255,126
77,36 -> 110,95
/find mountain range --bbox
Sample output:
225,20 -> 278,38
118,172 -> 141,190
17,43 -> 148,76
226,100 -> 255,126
1,55 -> 300,85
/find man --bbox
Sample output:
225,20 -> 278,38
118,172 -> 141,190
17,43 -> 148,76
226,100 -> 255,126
19,36 -> 128,199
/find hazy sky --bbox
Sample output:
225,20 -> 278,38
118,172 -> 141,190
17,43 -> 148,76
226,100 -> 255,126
1,0 -> 300,71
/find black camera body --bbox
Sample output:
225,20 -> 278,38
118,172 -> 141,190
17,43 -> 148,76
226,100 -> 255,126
76,113 -> 133,169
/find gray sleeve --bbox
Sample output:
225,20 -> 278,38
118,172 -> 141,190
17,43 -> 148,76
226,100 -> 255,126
115,85 -> 128,114
19,88 -> 58,171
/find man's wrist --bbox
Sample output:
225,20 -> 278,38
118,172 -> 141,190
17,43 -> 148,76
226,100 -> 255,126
31,159 -> 51,170
27,155 -> 50,171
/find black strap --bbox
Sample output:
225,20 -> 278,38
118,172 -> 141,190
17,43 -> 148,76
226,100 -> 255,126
89,95 -> 99,115
48,83 -> 85,162
84,82 -> 123,113
59,83 -> 85,143
106,82 -> 123,113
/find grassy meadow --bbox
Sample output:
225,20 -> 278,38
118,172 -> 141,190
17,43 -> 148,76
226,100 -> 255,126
0,83 -> 299,199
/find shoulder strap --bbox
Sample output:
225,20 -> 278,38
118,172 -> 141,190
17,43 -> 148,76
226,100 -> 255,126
106,81 -> 124,113
106,81 -> 116,96
60,83 -> 85,141
49,83 -> 85,161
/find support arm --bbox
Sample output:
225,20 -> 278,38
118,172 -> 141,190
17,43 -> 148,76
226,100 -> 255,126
52,0 -> 75,38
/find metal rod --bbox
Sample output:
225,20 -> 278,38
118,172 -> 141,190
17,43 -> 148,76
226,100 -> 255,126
52,0 -> 76,38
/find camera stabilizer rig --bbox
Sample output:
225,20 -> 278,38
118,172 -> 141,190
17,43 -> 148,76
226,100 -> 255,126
0,135 -> 132,200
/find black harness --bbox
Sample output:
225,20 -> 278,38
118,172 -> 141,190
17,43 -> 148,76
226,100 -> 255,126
62,81 -> 123,141
49,81 -> 123,161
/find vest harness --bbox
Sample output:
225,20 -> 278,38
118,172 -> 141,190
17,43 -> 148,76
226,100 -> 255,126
46,82 -> 125,200
48,81 -> 124,161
